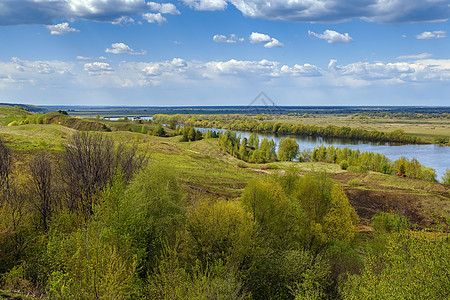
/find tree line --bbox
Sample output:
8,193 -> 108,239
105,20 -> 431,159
153,114 -> 421,144
217,130 -> 439,182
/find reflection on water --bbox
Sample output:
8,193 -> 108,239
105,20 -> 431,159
197,128 -> 450,180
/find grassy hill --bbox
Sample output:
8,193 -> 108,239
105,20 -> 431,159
1,118 -> 448,226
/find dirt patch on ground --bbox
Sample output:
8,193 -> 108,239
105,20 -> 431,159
345,188 -> 426,226
328,172 -> 450,227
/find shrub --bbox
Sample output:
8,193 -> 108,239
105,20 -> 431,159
371,212 -> 409,232
381,163 -> 393,174
236,161 -> 247,168
340,160 -> 349,170
348,178 -> 362,187
441,168 -> 450,185
347,166 -> 368,174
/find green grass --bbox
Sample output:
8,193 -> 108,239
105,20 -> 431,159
1,118 -> 449,226
272,115 -> 450,144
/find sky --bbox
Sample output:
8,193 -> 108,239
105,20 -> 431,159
0,0 -> 449,106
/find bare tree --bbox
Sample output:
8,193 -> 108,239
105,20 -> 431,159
62,132 -> 115,215
0,137 -> 12,204
61,131 -> 147,216
29,152 -> 52,232
116,143 -> 148,182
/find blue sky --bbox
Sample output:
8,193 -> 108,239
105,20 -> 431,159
0,0 -> 449,106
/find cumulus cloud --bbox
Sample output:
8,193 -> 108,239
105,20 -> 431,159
105,43 -> 147,55
84,62 -> 113,74
46,22 -> 79,35
308,30 -> 353,43
147,2 -> 180,14
249,32 -> 283,48
415,31 -> 447,40
264,38 -> 283,48
2,56 -> 450,96
142,13 -> 167,25
396,53 -> 433,60
1,0 -> 449,26
111,16 -> 135,25
179,0 -> 450,24
181,0 -> 227,11
0,0 -> 149,26
213,34 -> 244,43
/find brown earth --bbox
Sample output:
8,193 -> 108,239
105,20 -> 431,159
329,172 -> 450,227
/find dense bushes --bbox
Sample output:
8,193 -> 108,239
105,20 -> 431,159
0,132 -> 447,299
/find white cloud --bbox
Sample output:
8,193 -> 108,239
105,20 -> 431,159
249,32 -> 272,43
179,0 -> 450,24
2,57 -> 450,98
308,30 -> 353,43
415,31 -> 447,40
181,0 -> 227,11
141,58 -> 188,77
147,2 -> 180,15
105,42 -> 147,55
46,22 -> 79,35
264,38 -> 283,48
2,0 -> 450,26
396,53 -> 433,60
84,62 -> 113,74
213,34 -> 244,43
0,0 -> 149,26
76,56 -> 92,61
280,63 -> 321,77
142,13 -> 167,25
249,32 -> 283,48
111,16 -> 135,25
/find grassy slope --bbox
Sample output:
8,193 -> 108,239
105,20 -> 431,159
1,122 -> 449,227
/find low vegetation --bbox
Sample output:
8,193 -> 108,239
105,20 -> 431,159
0,106 -> 449,299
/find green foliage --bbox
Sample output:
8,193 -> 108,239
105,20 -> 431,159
347,178 -> 362,187
371,212 -> 410,233
241,178 -> 304,249
178,126 -> 203,142
124,163 -> 185,271
219,130 -> 276,163
278,138 -> 299,161
434,135 -> 449,144
340,160 -> 349,170
153,114 -> 421,144
346,165 -> 368,174
381,162 -> 392,174
184,200 -> 257,267
342,230 -> 450,299
154,123 -> 166,137
441,168 -> 450,185
148,248 -> 249,299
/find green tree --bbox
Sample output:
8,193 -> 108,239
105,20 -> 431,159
185,200 -> 257,267
441,168 -> 450,185
278,138 -> 299,161
342,230 -> 450,299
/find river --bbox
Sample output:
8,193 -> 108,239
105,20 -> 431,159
197,128 -> 450,181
